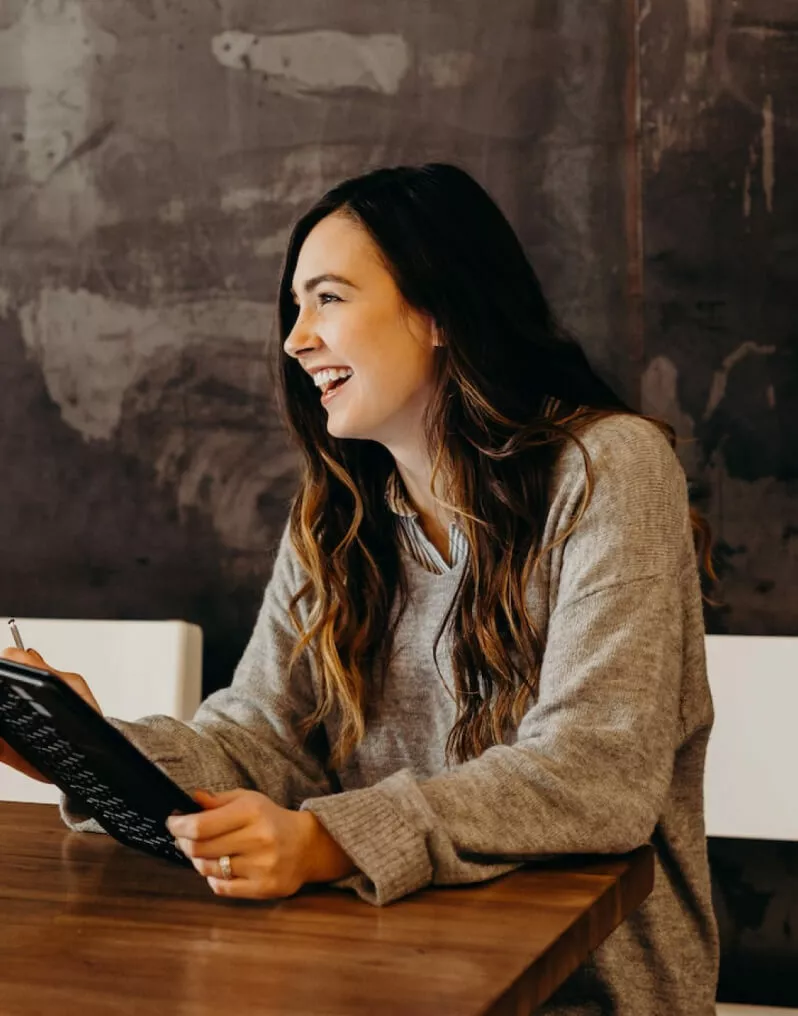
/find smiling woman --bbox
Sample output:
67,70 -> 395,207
2,164 -> 719,1016
283,213 -> 442,453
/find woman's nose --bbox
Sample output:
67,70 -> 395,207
283,315 -> 322,359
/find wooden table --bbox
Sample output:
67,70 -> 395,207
0,802 -> 653,1015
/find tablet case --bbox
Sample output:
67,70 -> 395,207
0,658 -> 201,865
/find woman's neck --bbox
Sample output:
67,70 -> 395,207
391,449 -> 453,563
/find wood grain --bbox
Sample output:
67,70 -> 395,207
0,802 -> 653,1015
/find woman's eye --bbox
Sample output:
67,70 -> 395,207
318,292 -> 341,307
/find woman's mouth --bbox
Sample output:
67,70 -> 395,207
320,376 -> 352,406
314,367 -> 354,406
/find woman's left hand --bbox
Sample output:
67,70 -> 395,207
166,789 -> 355,899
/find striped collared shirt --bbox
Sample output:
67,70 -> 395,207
384,471 -> 468,575
383,398 -> 563,574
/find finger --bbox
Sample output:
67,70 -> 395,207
190,856 -> 223,878
175,828 -> 259,861
1,647 -> 68,680
167,793 -> 253,842
189,853 -> 252,879
1,647 -> 45,667
206,875 -> 285,900
0,647 -> 101,715
193,789 -> 247,809
191,789 -> 227,810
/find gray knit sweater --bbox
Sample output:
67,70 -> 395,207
61,415 -> 719,1015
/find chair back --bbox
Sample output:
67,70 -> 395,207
704,634 -> 798,841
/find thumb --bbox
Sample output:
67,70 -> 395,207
192,789 -> 240,809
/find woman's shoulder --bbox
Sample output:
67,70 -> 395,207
542,414 -> 695,589
555,412 -> 682,488
550,412 -> 689,531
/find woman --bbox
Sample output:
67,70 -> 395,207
1,164 -> 718,1014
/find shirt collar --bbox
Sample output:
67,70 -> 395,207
384,470 -> 419,519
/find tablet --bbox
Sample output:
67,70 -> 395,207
0,657 -> 201,866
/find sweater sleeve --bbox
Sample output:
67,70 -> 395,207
302,419 -> 695,905
60,522 -> 331,832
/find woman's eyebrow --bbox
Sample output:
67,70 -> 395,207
290,273 -> 358,298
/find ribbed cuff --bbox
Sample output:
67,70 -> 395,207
58,795 -> 105,833
301,776 -> 433,906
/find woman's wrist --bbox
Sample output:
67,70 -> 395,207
298,811 -> 357,884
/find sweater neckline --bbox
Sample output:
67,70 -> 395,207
398,542 -> 469,582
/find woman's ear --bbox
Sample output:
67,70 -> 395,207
432,323 -> 444,348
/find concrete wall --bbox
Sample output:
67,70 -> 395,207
0,0 -> 635,688
0,0 -> 795,1003
640,0 -> 798,639
638,2 -> 798,1003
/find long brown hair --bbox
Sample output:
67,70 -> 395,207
275,164 -> 712,767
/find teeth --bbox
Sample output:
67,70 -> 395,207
313,368 -> 354,390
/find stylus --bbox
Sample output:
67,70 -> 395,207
7,619 -> 25,652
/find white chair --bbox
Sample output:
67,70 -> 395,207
704,635 -> 798,1015
0,617 -> 203,805
705,635 -> 798,842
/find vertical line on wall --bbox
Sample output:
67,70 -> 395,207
623,0 -> 645,407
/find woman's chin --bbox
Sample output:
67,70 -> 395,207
325,414 -> 372,442
325,413 -> 355,440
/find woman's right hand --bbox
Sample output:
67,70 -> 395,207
0,646 -> 102,784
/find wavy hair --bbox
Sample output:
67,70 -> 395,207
275,163 -> 712,767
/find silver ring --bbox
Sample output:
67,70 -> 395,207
219,854 -> 234,880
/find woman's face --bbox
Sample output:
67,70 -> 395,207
284,212 -> 439,450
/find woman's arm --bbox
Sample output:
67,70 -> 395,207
61,523 -> 332,831
300,420 -> 707,904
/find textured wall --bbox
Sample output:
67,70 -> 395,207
0,0 -> 796,1003
640,0 -> 798,636
639,0 -> 798,1003
0,0 -> 635,688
